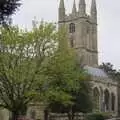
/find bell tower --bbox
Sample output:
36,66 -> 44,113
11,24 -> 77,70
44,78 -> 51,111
58,0 -> 98,67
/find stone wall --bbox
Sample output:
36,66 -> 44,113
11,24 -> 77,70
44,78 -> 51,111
48,113 -> 85,120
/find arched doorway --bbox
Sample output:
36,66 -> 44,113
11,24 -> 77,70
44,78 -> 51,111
111,93 -> 115,112
104,89 -> 110,111
93,87 -> 100,111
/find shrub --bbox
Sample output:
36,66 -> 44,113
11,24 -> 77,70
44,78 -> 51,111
86,113 -> 105,120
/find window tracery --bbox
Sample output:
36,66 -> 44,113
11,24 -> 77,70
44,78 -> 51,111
69,23 -> 75,33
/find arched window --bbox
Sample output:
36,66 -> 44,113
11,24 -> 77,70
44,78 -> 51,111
69,23 -> 75,33
93,87 -> 100,111
104,89 -> 110,111
111,93 -> 115,111
99,87 -> 104,111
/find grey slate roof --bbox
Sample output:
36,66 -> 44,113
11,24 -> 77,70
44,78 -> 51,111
84,66 -> 108,78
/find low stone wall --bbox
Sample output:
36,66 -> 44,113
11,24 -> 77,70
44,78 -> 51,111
49,113 -> 85,120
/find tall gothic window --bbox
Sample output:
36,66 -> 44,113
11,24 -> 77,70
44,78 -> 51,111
69,23 -> 75,33
111,93 -> 115,111
104,89 -> 110,111
93,87 -> 100,111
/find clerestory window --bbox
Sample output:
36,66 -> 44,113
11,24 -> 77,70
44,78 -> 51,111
69,23 -> 75,33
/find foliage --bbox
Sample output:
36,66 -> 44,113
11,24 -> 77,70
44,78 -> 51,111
0,22 -> 93,120
71,79 -> 92,113
0,22 -> 57,120
48,79 -> 92,120
42,26 -> 81,105
99,63 -> 116,75
99,62 -> 120,81
86,113 -> 105,120
86,112 -> 112,120
0,0 -> 21,25
43,26 -> 92,120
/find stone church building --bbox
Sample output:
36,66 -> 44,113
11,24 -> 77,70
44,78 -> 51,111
0,0 -> 119,120
58,0 -> 118,117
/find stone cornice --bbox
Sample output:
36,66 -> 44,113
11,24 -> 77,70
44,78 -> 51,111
74,46 -> 98,53
91,76 -> 118,87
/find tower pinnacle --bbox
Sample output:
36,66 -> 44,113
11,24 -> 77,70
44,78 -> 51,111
72,0 -> 77,15
91,0 -> 97,22
59,0 -> 65,22
79,0 -> 86,16
59,0 -> 65,9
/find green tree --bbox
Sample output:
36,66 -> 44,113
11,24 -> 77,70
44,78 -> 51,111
43,27 -> 92,120
0,0 -> 21,25
99,63 -> 115,74
0,22 -> 57,120
48,80 -> 92,120
99,62 -> 120,81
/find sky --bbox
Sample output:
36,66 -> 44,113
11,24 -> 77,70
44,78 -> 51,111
12,0 -> 120,69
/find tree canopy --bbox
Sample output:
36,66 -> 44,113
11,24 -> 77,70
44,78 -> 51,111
0,22 -> 57,120
0,22 -> 92,120
43,27 -> 92,120
99,62 -> 120,81
0,0 -> 21,25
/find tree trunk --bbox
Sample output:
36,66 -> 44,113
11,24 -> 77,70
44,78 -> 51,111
10,112 -> 18,120
67,107 -> 75,120
68,112 -> 72,120
10,109 -> 27,120
68,112 -> 75,120
72,112 -> 75,120
44,109 -> 49,120
9,105 -> 27,120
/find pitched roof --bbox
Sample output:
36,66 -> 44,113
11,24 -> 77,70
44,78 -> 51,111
84,66 -> 108,78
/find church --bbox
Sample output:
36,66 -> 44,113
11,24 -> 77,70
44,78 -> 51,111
0,0 -> 119,120
58,0 -> 119,117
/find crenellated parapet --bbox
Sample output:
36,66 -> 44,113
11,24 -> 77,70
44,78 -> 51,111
59,0 -> 97,24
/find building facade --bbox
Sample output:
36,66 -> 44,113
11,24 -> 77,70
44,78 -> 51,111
0,0 -> 119,120
59,0 -> 98,67
58,0 -> 119,116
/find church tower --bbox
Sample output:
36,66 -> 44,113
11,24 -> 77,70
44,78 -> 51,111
58,0 -> 98,67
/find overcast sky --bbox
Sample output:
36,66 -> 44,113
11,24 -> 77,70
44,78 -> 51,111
12,0 -> 120,69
